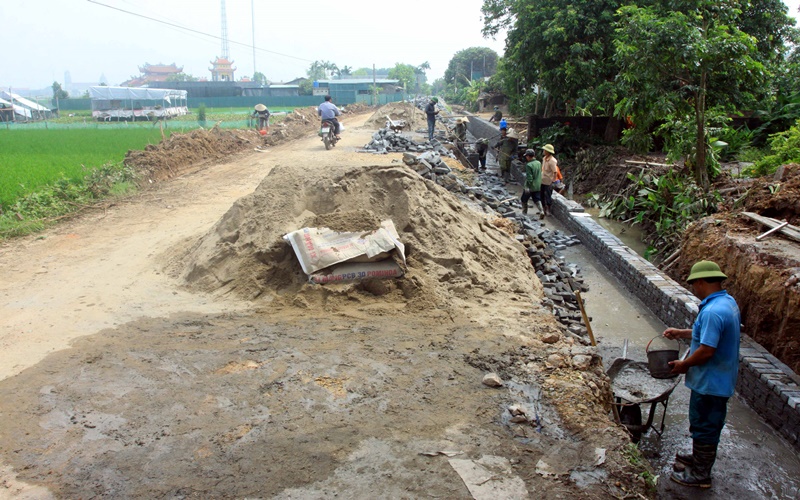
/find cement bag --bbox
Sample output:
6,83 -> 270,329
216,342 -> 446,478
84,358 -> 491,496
283,219 -> 405,275
309,260 -> 404,284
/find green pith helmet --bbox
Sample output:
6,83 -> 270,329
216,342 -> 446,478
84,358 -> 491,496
687,260 -> 727,282
431,97 -> 438,103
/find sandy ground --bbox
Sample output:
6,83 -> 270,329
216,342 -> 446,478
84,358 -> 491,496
0,113 -> 644,498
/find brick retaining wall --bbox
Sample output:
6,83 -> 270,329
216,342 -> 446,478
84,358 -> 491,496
465,114 -> 800,449
550,193 -> 800,450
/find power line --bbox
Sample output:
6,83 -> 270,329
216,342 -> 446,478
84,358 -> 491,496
86,0 -> 313,63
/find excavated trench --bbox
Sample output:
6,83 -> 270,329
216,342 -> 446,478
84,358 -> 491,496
464,115 -> 800,498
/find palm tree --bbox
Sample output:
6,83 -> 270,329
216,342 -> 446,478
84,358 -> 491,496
414,61 -> 431,92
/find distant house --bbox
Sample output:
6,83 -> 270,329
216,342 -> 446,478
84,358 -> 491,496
315,79 -> 401,103
477,92 -> 507,112
121,63 -> 184,87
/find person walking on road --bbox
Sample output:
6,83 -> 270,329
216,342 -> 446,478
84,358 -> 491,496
521,149 -> 544,217
425,97 -> 440,141
540,144 -> 558,216
494,127 -> 518,183
663,260 -> 741,489
475,138 -> 489,170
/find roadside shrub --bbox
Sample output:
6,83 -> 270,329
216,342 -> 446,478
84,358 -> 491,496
0,162 -> 139,239
747,119 -> 800,176
584,168 -> 721,256
197,104 -> 207,123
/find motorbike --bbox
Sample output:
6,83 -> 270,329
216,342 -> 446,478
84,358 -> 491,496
319,119 -> 339,150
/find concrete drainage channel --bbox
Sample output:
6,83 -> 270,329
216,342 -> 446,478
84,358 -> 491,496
457,114 -> 800,496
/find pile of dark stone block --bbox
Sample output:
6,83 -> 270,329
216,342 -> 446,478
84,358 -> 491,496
363,127 -> 449,154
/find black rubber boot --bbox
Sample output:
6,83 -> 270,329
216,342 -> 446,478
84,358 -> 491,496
671,443 -> 716,488
673,451 -> 693,472
522,204 -> 528,214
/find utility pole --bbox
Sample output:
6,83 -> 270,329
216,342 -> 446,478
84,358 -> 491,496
251,0 -> 257,80
373,64 -> 377,106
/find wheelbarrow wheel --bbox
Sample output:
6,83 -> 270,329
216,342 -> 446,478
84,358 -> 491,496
619,405 -> 643,443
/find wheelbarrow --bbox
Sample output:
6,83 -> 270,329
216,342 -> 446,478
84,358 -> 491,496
607,338 -> 685,442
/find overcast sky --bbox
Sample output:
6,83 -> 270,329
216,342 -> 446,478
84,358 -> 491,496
2,0 -> 798,93
1,0 -> 506,92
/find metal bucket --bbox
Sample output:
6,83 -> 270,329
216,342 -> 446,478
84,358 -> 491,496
646,336 -> 679,379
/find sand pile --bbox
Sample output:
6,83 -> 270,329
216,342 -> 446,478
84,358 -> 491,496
124,127 -> 259,182
175,164 -> 539,310
364,102 -> 427,129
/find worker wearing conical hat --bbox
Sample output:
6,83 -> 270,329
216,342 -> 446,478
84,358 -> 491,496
540,144 -> 558,217
252,103 -> 270,131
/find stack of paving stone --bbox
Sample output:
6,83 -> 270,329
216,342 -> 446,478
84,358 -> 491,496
522,225 -> 591,344
363,127 -> 450,154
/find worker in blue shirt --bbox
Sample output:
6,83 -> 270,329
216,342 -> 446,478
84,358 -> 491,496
318,95 -> 342,139
663,260 -> 741,489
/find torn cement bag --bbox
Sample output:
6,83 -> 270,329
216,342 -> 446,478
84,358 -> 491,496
309,260 -> 404,284
283,219 -> 406,277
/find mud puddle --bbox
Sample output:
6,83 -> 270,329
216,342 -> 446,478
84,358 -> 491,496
554,221 -> 800,498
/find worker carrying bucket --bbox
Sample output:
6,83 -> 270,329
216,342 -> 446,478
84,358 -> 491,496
661,259 -> 741,489
645,335 -> 680,379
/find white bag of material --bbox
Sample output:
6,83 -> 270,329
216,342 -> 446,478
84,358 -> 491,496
283,220 -> 405,276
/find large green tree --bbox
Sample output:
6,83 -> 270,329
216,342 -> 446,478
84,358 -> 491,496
614,0 -> 767,187
388,63 -> 416,90
444,47 -> 498,85
52,81 -> 69,100
482,0 -> 622,118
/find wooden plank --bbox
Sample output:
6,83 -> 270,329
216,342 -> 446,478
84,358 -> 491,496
741,212 -> 800,243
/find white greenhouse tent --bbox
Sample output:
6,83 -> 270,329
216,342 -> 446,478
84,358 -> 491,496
0,91 -> 52,121
0,97 -> 31,121
89,86 -> 188,121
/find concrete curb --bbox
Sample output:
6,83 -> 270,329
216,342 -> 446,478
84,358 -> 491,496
465,113 -> 800,449
550,193 -> 800,450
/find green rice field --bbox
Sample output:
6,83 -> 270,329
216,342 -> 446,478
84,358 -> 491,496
0,129 -> 170,208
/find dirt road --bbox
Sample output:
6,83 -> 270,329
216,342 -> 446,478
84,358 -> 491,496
0,113 -> 645,498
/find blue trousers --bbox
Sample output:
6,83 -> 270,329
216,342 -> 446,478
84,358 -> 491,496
689,390 -> 729,445
427,119 -> 436,141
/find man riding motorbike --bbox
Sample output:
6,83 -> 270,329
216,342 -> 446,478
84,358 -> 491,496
318,95 -> 342,139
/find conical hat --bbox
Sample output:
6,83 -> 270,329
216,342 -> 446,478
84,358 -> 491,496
254,104 -> 267,112
507,128 -> 519,139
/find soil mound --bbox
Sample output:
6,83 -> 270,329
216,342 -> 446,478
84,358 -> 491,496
677,214 -> 800,373
742,164 -> 800,225
124,127 -> 260,182
174,164 -> 538,311
264,106 -> 322,146
364,102 -> 427,129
